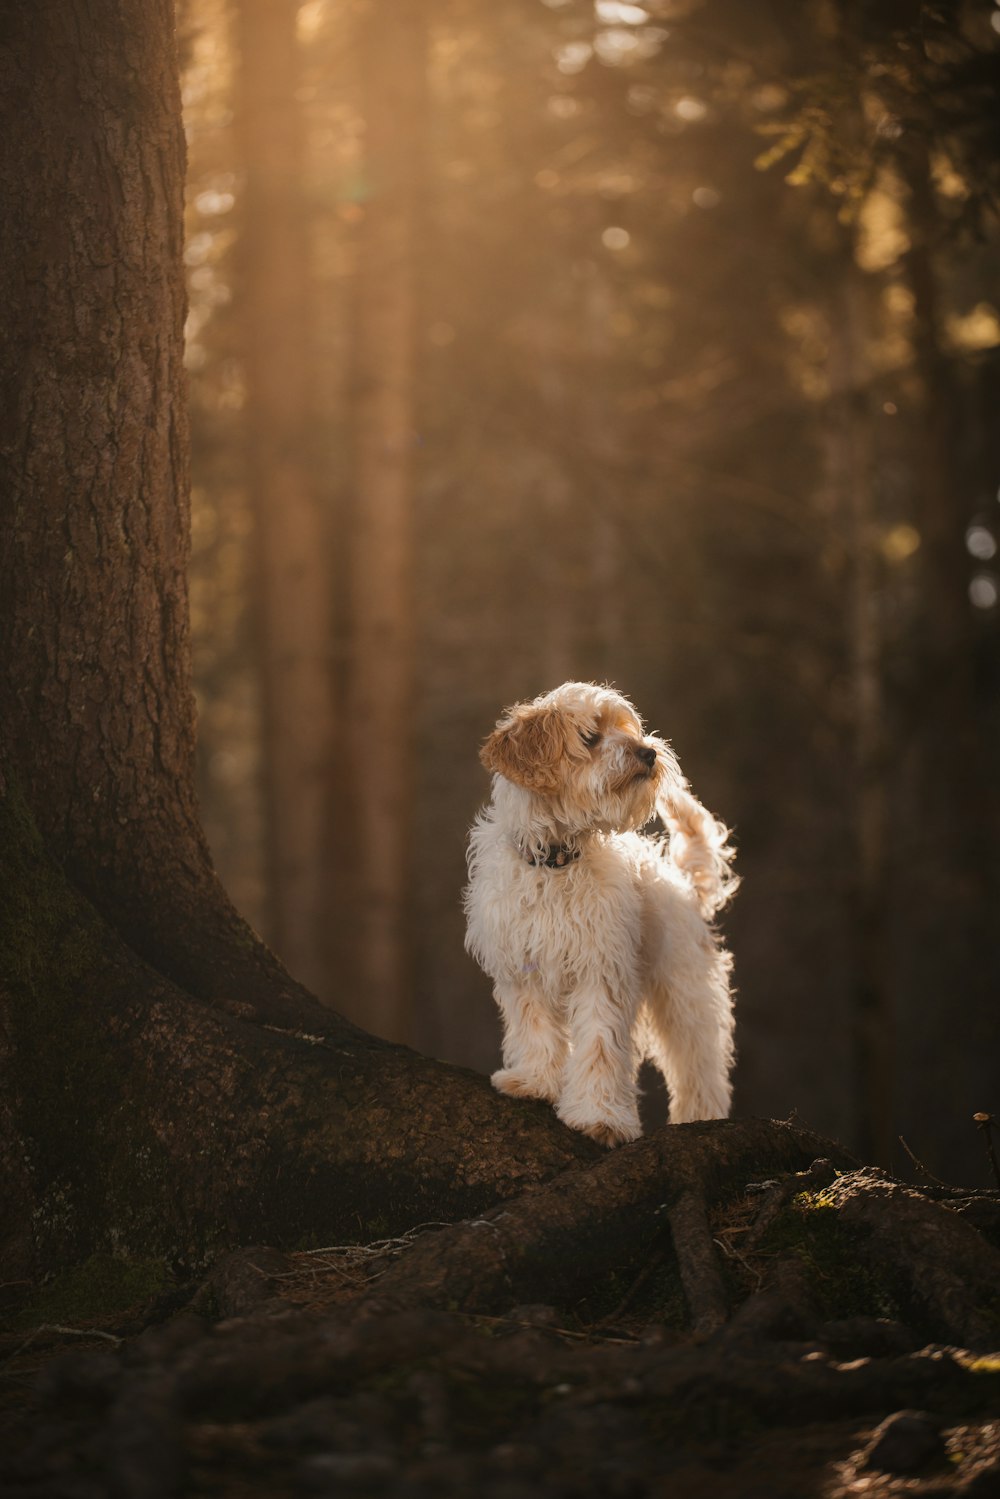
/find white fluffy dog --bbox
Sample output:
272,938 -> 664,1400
464,682 -> 737,1146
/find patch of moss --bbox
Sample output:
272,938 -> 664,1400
10,1253 -> 172,1333
760,1196 -> 911,1323
793,1187 -> 838,1211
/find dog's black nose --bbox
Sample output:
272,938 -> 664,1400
636,743 -> 657,767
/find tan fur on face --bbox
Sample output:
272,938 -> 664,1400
481,683 -> 676,832
479,706 -> 580,793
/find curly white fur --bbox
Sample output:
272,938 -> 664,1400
464,682 -> 737,1147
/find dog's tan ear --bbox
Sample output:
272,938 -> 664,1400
480,707 -> 566,793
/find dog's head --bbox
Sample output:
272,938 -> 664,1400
480,682 -> 680,832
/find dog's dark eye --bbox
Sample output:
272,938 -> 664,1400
581,730 -> 602,749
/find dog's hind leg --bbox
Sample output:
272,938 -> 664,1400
641,954 -> 734,1123
491,981 -> 567,1104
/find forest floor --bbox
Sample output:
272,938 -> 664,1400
3,1145 -> 1000,1498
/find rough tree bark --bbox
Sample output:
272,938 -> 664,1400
0,0 -> 593,1287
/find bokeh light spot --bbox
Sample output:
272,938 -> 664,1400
966,525 -> 997,561
595,0 -> 650,22
556,41 -> 592,74
970,573 -> 999,609
882,524 -> 921,563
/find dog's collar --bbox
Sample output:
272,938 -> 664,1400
519,840 -> 581,870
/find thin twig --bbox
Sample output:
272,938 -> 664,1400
974,1113 -> 1000,1191
273,1223 -> 458,1308
898,1134 -> 956,1190
287,1222 -> 454,1264
1,1323 -> 122,1368
713,1234 -> 766,1293
38,1322 -> 123,1344
465,1312 -> 638,1347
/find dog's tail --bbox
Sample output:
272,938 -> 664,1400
658,785 -> 739,918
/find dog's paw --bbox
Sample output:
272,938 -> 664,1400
556,1101 -> 642,1148
668,1090 -> 731,1124
491,1068 -> 558,1103
580,1119 -> 639,1149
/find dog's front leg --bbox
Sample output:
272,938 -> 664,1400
556,986 -> 641,1147
491,981 -> 567,1104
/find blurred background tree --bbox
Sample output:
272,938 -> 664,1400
179,0 -> 1000,1178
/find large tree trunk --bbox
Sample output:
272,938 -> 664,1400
0,0 -> 203,978
234,0 -> 336,1001
0,0 -> 593,1287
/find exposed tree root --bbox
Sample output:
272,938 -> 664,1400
0,784 -> 600,1284
5,1126 -> 1000,1497
821,1169 -> 1000,1348
368,1117 -> 855,1320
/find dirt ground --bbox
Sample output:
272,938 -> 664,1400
4,1170 -> 1000,1499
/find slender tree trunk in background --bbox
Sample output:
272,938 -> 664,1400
899,147 -> 973,688
585,276 -> 624,681
0,0 -> 600,1285
826,257 -> 893,1166
898,145 -> 995,834
809,2 -> 895,1163
892,141 -> 1000,1134
235,0 -> 335,1000
343,0 -> 427,1042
